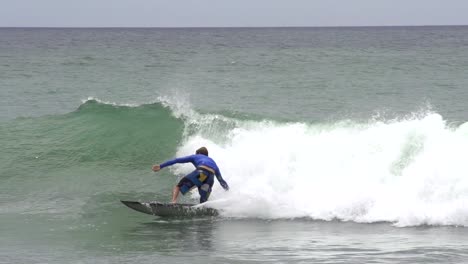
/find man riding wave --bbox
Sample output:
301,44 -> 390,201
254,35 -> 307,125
152,147 -> 229,203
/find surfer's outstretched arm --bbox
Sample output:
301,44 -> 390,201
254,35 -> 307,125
215,169 -> 229,191
152,155 -> 195,172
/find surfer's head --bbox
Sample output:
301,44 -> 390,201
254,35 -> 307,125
196,147 -> 208,156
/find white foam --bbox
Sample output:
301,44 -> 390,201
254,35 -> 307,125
172,112 -> 468,227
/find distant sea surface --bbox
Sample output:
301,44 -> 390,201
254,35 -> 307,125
1,27 -> 468,263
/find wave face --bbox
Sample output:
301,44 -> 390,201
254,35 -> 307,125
2,98 -> 468,227
1,98 -> 183,173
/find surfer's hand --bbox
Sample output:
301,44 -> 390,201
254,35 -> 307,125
220,181 -> 229,191
152,165 -> 161,172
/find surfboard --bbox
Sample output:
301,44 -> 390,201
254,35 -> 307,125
120,200 -> 218,217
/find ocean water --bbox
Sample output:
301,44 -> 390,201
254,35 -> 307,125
1,27 -> 468,263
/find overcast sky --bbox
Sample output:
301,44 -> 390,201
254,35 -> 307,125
1,0 -> 468,27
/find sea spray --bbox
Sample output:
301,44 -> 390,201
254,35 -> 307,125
166,108 -> 468,226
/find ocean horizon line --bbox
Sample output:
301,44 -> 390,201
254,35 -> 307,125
1,24 -> 467,29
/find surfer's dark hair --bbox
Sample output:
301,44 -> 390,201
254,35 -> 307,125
196,147 -> 208,156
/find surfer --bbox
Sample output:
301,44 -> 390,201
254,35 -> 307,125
152,147 -> 229,204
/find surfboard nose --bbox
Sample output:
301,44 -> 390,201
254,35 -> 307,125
121,200 -> 153,215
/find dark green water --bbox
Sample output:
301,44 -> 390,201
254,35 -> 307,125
1,27 -> 468,263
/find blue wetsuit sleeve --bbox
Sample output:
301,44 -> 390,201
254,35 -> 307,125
215,168 -> 229,191
160,155 -> 194,169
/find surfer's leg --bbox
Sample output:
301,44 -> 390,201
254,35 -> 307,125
198,175 -> 214,203
198,181 -> 213,203
171,186 -> 180,203
173,171 -> 198,203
